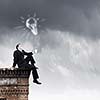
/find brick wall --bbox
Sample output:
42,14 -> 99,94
0,68 -> 31,100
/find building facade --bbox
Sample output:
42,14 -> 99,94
0,68 -> 31,100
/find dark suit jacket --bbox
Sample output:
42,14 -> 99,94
13,49 -> 34,67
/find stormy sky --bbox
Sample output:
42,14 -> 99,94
0,0 -> 100,37
1,0 -> 100,100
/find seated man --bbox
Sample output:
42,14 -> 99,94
12,43 -> 41,85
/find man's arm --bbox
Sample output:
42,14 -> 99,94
22,50 -> 33,56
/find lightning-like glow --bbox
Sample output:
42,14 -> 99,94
26,17 -> 38,35
18,13 -> 45,36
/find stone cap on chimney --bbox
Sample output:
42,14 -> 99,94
0,68 -> 31,78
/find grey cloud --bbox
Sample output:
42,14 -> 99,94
0,0 -> 100,38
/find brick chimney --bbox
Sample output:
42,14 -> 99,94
0,68 -> 31,100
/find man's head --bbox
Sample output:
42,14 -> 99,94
16,43 -> 23,51
16,43 -> 20,50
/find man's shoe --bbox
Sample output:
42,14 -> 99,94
33,80 -> 42,85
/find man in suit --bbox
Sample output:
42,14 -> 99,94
12,43 -> 41,85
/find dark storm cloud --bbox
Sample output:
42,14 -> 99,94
0,0 -> 100,37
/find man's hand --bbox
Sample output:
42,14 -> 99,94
12,65 -> 15,69
11,66 -> 15,70
30,52 -> 33,55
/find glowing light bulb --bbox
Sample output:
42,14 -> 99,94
26,17 -> 38,35
17,13 -> 45,35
